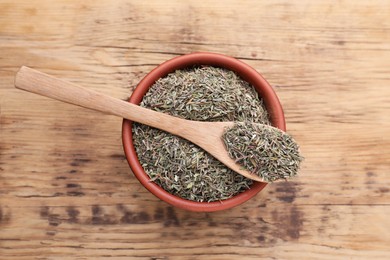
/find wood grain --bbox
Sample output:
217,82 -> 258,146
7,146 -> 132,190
1,0 -> 389,259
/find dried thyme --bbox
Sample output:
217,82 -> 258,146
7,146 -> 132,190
132,66 -> 270,202
223,123 -> 303,182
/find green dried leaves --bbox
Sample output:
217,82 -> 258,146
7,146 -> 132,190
132,66 -> 270,202
223,123 -> 303,182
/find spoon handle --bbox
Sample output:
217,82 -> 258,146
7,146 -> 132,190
14,66 -> 186,133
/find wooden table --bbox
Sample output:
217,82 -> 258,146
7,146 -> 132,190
1,1 -> 389,259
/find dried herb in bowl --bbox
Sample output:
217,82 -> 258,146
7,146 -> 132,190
132,66 -> 271,202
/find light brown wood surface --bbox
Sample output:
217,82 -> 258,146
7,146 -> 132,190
1,0 -> 389,259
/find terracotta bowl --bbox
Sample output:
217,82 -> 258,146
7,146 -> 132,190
122,52 -> 285,212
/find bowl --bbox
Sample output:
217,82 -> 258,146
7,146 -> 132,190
122,52 -> 285,212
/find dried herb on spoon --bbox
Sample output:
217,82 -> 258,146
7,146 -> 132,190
222,123 -> 303,182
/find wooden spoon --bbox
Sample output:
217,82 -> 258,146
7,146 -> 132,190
15,66 -> 269,182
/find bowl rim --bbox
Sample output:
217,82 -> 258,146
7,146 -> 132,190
122,52 -> 286,212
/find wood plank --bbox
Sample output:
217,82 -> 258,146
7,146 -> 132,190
1,0 -> 389,259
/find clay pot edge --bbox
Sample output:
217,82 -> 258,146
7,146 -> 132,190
122,52 -> 285,212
